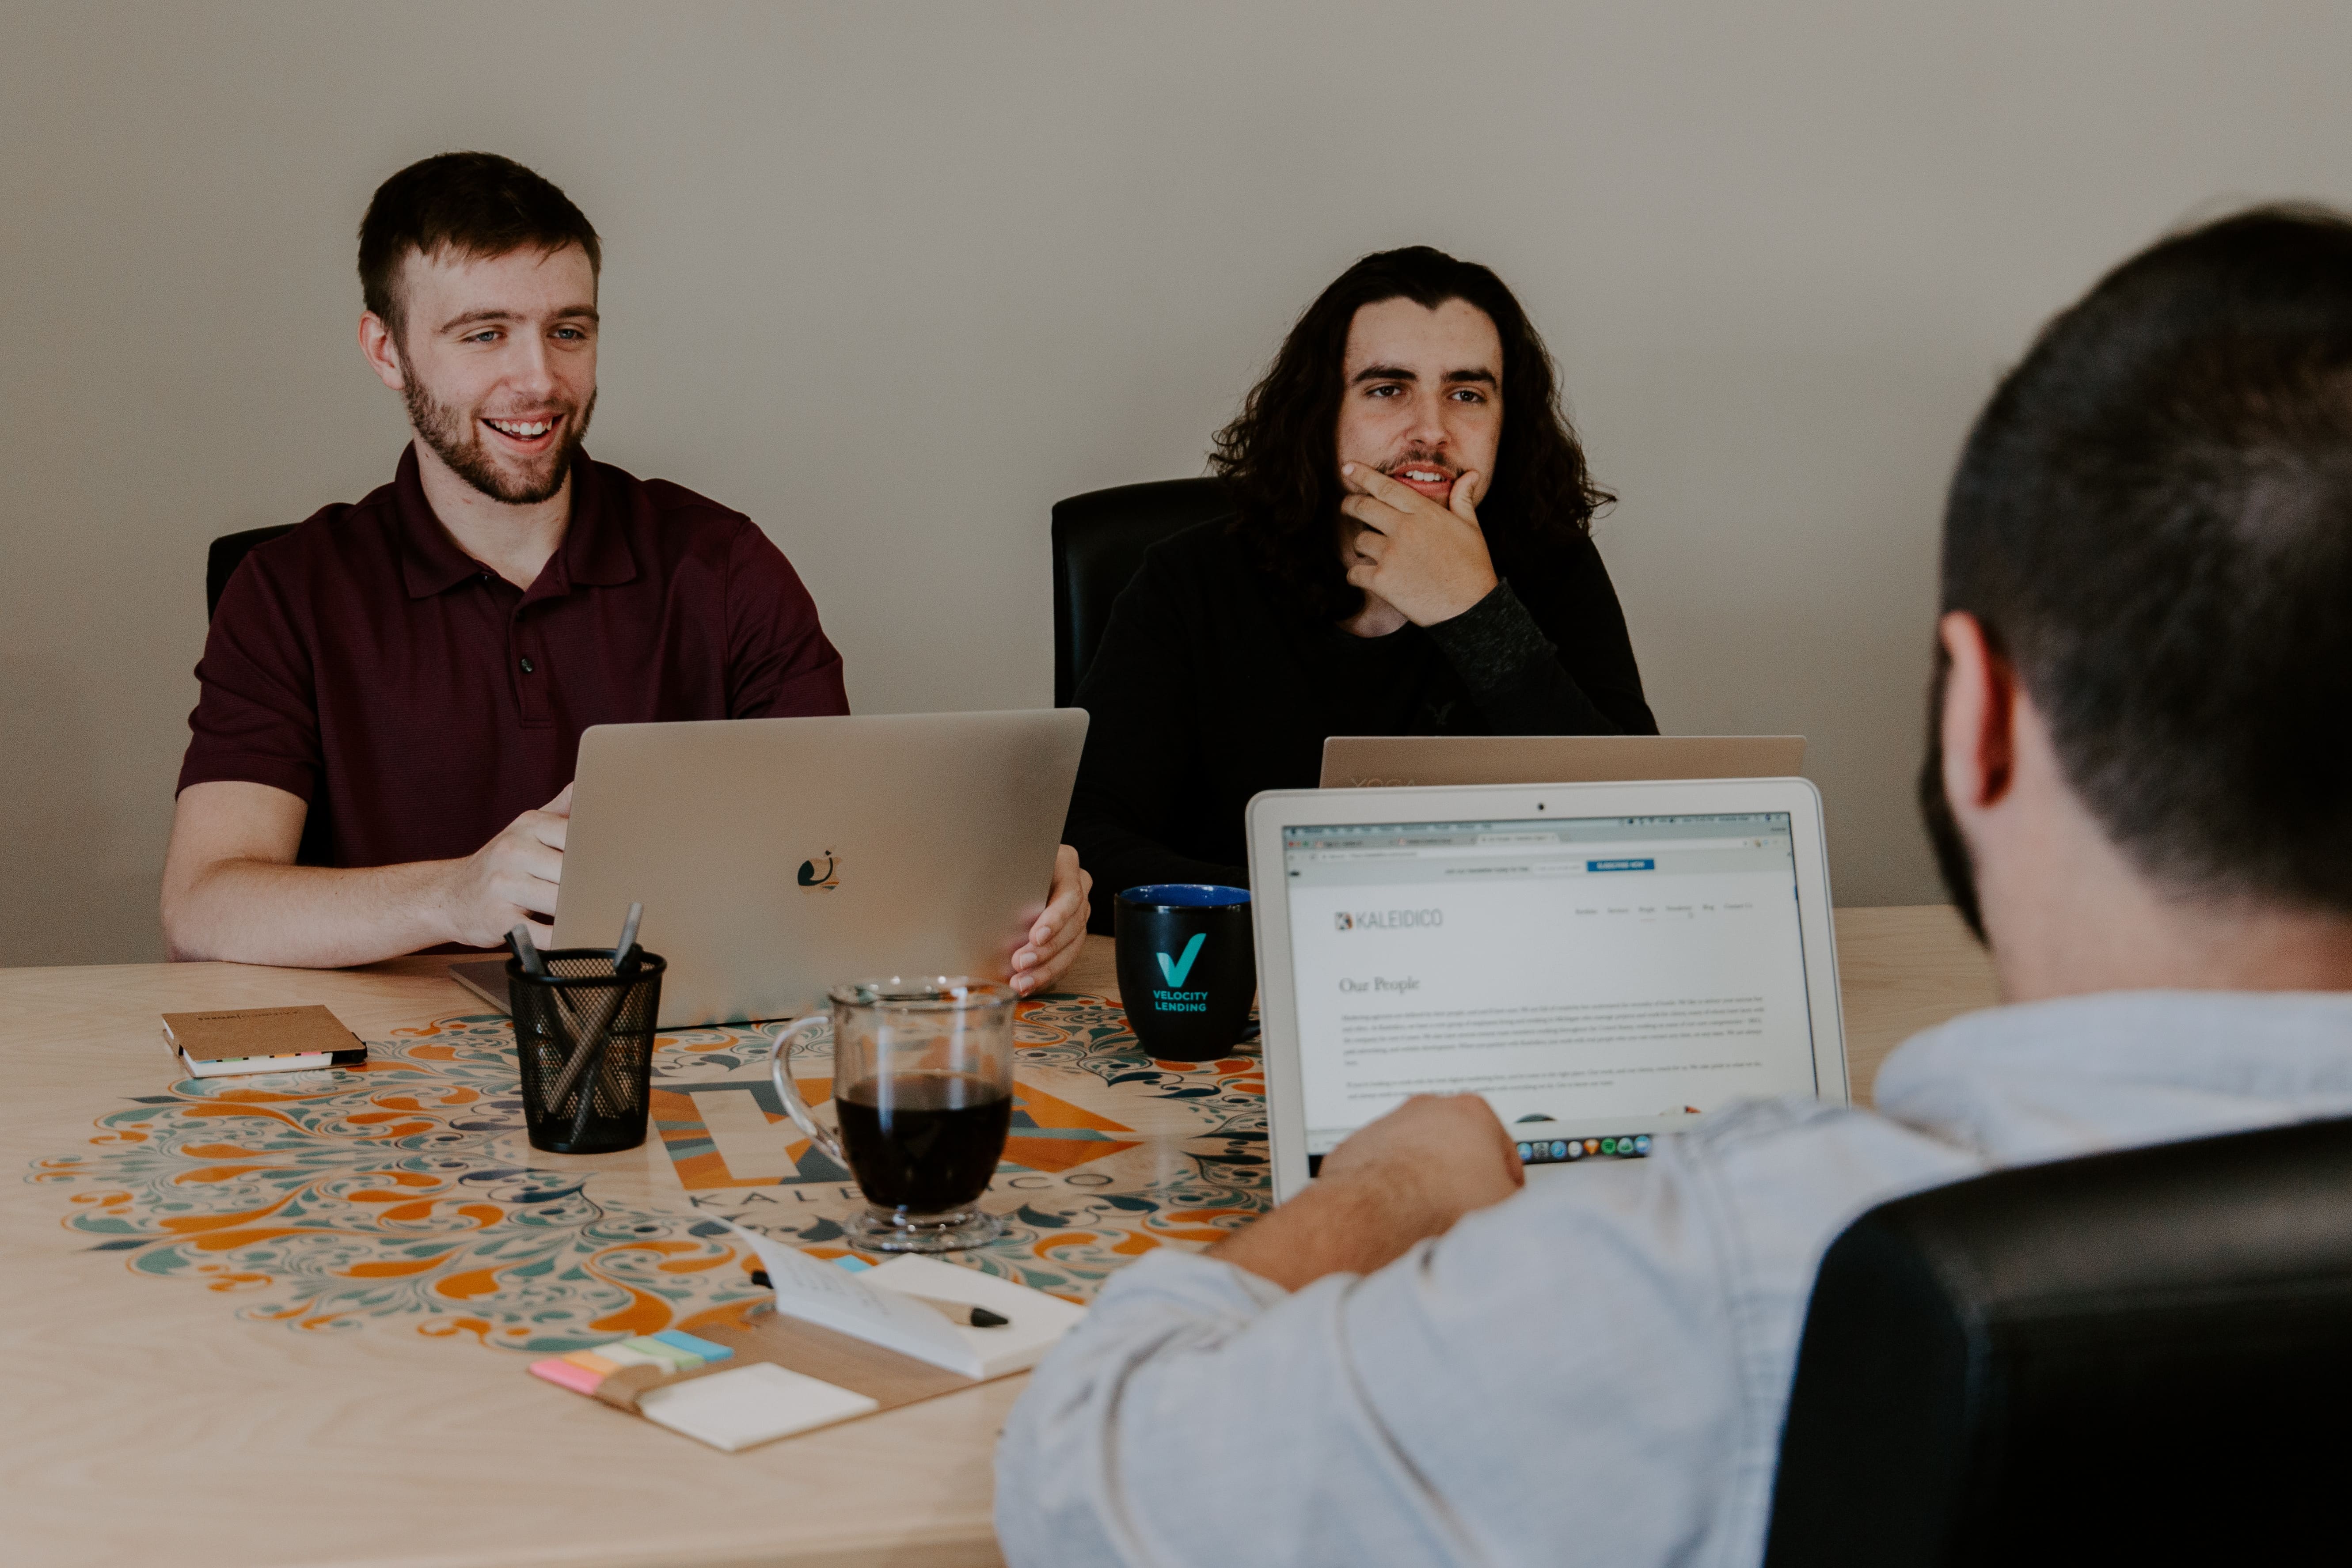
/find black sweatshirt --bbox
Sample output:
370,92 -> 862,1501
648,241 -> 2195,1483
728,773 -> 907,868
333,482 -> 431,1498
1065,516 -> 1657,931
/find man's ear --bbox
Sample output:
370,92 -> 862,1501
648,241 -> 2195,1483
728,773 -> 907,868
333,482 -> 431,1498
357,311 -> 407,393
1937,610 -> 2018,818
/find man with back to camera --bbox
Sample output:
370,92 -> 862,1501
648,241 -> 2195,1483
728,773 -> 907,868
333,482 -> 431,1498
997,206 -> 2352,1564
1062,246 -> 1657,930
160,152 -> 1090,990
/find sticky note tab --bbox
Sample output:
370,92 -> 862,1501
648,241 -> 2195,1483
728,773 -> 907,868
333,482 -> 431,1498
651,1329 -> 734,1361
562,1351 -> 623,1376
622,1335 -> 703,1370
529,1357 -> 605,1396
590,1342 -> 669,1370
832,1256 -> 874,1272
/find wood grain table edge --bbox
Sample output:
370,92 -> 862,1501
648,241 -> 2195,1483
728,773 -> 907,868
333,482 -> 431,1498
329,1521 -> 1006,1568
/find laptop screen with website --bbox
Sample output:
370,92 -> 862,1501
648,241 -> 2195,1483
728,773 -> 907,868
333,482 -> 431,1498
1279,811 -> 1823,1164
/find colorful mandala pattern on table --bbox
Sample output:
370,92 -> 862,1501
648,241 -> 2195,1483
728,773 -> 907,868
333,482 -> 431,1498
28,997 -> 1268,1355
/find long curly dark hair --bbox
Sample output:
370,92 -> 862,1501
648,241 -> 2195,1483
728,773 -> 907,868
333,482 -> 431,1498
1211,246 -> 1613,622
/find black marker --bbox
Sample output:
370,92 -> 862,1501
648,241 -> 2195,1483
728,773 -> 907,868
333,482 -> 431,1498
746,1268 -> 1007,1328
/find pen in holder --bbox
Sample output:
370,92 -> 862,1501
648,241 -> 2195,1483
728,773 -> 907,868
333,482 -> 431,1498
509,915 -> 664,1154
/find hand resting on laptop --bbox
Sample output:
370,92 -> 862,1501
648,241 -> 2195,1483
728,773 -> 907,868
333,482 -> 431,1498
1011,845 -> 1093,997
1212,1093 -> 1525,1292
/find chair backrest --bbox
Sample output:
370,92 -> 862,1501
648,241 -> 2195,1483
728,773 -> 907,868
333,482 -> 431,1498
207,524 -> 296,620
1050,478 -> 1231,706
1763,1114 -> 2352,1565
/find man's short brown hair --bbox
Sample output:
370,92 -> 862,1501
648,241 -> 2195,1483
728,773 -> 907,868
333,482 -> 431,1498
357,152 -> 601,341
1924,204 -> 2352,932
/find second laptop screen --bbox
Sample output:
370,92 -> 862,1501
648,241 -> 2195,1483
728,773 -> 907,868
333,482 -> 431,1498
1279,812 -> 1820,1156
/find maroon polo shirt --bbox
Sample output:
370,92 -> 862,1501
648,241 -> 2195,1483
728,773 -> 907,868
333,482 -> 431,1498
180,445 -> 848,871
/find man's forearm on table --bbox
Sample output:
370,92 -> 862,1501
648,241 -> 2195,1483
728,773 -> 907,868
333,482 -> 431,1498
163,858 -> 460,968
1209,1173 -> 1444,1292
999,1241 -> 1487,1567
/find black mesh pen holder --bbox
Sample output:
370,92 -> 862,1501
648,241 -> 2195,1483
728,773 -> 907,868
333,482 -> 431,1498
508,949 -> 667,1154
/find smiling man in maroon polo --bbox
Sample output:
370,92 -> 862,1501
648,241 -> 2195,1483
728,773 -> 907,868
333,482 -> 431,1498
161,152 -> 1089,989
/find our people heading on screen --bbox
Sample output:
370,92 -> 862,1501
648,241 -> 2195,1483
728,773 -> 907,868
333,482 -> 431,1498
160,151 -> 1090,985
1060,246 -> 1657,930
995,207 -> 2352,1565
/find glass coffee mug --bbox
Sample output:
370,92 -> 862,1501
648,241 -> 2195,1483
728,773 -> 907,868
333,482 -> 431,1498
767,977 -> 1016,1253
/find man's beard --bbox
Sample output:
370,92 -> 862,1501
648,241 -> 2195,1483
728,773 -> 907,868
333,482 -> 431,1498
402,370 -> 594,506
1918,642 -> 1988,943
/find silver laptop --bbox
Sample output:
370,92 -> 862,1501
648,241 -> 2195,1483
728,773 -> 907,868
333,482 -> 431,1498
1318,734 -> 1805,789
452,710 -> 1087,1028
1246,777 -> 1847,1201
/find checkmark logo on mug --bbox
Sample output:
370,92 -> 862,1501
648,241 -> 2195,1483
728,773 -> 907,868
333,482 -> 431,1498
1155,932 -> 1207,988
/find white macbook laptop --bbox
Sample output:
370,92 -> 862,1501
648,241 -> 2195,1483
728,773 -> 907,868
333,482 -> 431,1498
452,710 -> 1088,1029
1246,777 -> 1847,1201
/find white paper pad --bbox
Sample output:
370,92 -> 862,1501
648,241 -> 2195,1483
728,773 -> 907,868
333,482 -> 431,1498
863,1255 -> 1090,1381
723,1221 -> 978,1375
635,1363 -> 879,1452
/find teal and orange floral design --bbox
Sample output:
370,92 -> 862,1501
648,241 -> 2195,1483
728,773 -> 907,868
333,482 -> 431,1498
29,998 -> 1268,1354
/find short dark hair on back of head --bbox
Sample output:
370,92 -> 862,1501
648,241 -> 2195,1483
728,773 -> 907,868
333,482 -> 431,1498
357,151 -> 601,341
1211,246 -> 1612,623
1927,204 -> 2352,926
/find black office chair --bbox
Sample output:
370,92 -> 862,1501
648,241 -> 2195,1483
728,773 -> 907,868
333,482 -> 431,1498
1050,478 -> 1231,706
1763,1114 -> 2352,1565
206,524 -> 296,620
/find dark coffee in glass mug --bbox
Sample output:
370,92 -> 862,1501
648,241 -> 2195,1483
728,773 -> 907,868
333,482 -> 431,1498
834,1070 -> 1012,1214
768,978 -> 1017,1253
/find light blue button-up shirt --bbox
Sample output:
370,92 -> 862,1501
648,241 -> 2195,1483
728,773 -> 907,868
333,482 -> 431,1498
996,991 -> 2352,1567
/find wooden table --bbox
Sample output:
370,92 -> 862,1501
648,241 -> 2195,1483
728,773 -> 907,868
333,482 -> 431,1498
0,909 -> 1994,1568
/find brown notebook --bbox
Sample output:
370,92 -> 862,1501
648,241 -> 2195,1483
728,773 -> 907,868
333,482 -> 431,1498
162,1005 -> 366,1078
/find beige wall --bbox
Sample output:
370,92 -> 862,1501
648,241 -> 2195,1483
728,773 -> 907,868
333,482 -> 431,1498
5,1 -> 2350,965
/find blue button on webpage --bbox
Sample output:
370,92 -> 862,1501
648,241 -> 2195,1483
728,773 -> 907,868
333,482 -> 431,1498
1586,858 -> 1656,872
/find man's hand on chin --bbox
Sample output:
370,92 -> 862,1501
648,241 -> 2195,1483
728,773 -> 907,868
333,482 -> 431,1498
436,783 -> 572,948
1338,462 -> 1500,626
1010,844 -> 1093,997
1212,1093 -> 1525,1292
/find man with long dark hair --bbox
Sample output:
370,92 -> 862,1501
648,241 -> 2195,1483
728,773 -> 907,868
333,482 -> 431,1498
1064,247 -> 1657,927
1000,208 -> 2352,1562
